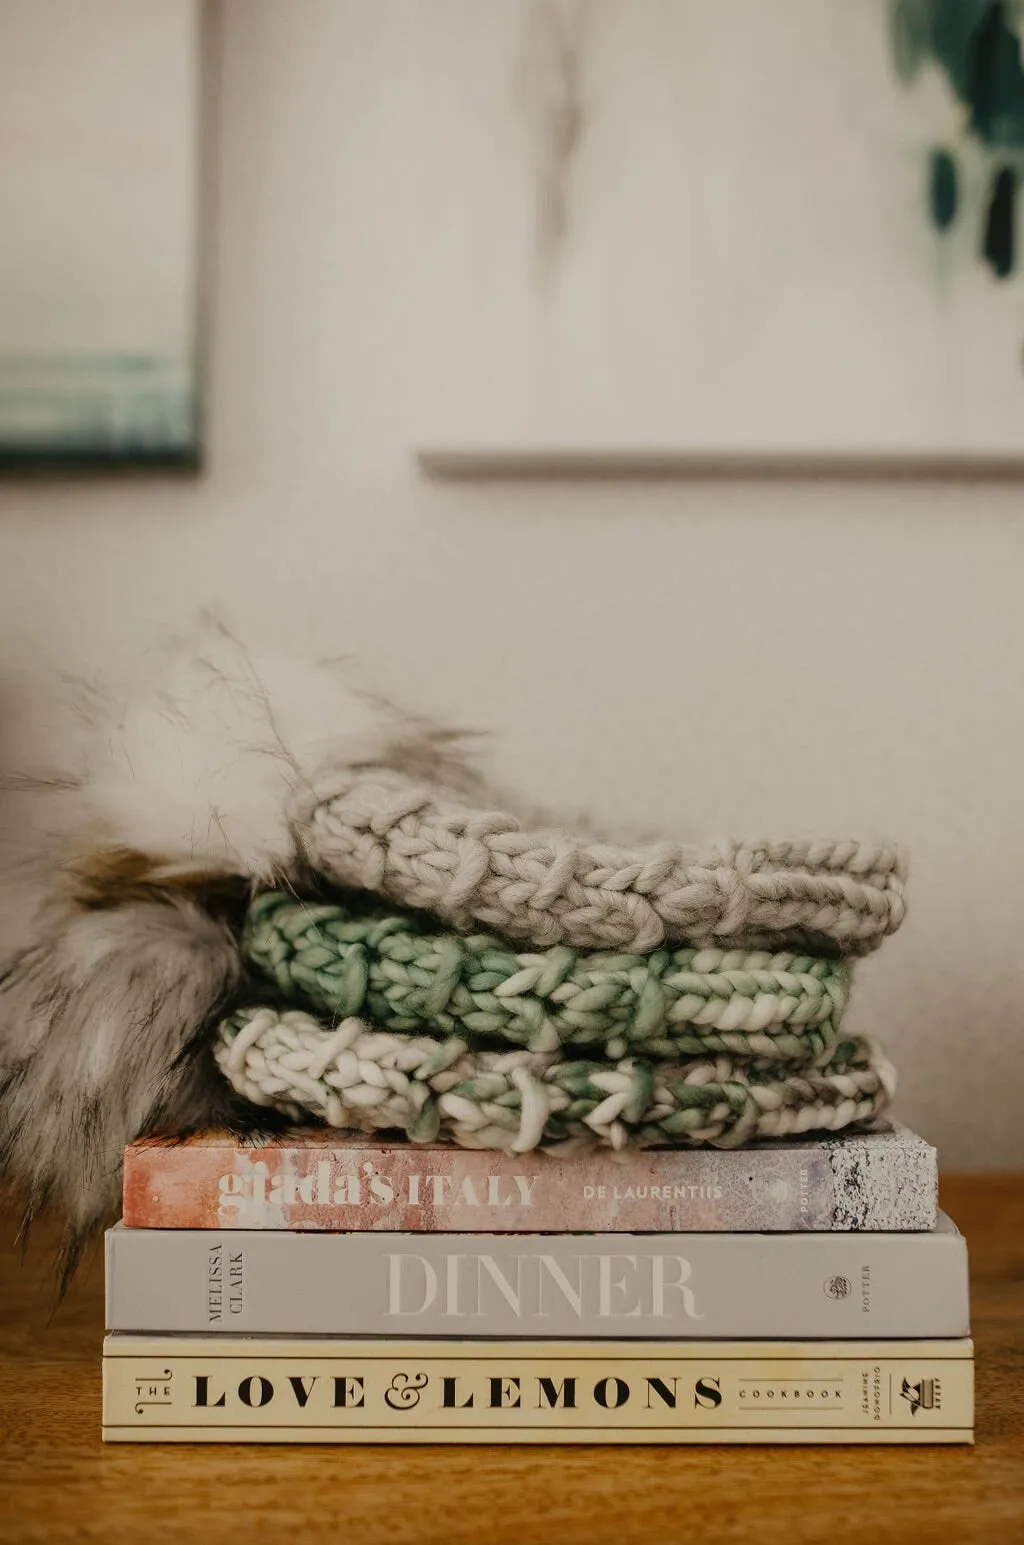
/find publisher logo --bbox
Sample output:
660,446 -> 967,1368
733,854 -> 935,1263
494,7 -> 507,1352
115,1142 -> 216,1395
823,1275 -> 852,1300
900,1377 -> 939,1415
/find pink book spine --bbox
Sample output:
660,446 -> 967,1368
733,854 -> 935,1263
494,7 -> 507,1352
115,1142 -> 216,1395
121,1130 -> 936,1232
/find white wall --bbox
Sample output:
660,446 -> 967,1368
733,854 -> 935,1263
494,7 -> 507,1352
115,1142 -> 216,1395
1,1 -> 1022,1169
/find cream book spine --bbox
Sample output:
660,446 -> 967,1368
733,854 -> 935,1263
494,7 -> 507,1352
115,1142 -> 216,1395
103,1336 -> 974,1444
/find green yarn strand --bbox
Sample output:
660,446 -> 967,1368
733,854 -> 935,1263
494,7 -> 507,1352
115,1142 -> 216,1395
243,892 -> 851,1060
215,1006 -> 895,1154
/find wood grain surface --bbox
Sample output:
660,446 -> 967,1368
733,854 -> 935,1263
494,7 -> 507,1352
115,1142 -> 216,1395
0,1174 -> 1021,1545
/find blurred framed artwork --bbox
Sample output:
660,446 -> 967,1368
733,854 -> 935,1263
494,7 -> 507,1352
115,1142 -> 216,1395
0,0 -> 203,469
410,0 -> 1024,472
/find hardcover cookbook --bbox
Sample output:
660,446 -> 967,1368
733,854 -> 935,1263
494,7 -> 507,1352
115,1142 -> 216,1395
105,1218 -> 969,1339
103,1336 -> 975,1445
122,1125 -> 938,1233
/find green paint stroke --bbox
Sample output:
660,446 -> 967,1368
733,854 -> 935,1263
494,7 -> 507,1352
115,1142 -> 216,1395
929,146 -> 959,228
984,165 -> 1017,275
891,1 -> 1024,145
892,3 -> 1024,278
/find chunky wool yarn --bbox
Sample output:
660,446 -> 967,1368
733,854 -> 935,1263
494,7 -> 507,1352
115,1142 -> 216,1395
215,1007 -> 895,1154
298,772 -> 906,956
244,893 -> 852,1060
228,887 -> 891,1157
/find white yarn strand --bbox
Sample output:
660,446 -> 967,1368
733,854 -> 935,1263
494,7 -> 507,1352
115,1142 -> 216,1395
297,772 -> 907,956
215,1007 -> 895,1155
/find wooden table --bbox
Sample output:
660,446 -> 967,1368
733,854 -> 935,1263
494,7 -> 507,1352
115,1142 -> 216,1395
1,1175 -> 1021,1544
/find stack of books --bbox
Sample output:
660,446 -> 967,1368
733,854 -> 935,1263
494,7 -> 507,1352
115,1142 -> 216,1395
102,1122 -> 973,1443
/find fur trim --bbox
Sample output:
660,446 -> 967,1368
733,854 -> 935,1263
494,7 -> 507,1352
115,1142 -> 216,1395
58,622 -> 480,891
0,901 -> 242,1281
0,622 -> 482,1267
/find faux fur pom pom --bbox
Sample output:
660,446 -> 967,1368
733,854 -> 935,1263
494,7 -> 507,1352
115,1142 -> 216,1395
0,623 -> 483,1277
0,903 -> 244,1282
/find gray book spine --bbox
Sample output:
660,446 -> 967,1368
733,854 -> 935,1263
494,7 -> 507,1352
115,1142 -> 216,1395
105,1219 -> 970,1338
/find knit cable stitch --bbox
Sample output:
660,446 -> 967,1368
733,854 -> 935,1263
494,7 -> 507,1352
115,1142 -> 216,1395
244,892 -> 852,1060
215,1006 -> 895,1153
298,772 -> 906,956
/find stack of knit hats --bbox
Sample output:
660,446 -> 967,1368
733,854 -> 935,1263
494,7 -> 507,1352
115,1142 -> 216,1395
215,773 -> 906,1156
0,629 -> 912,1266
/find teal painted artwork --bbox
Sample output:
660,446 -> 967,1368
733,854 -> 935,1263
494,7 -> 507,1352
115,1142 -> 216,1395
0,0 -> 201,469
892,1 -> 1024,281
414,1 -> 1024,464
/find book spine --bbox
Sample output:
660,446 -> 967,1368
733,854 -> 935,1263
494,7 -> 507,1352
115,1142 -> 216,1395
102,1336 -> 974,1444
104,1225 -> 971,1338
121,1133 -> 938,1231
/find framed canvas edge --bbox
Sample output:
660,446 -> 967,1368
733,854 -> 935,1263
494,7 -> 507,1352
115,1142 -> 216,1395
415,446 -> 1024,483
0,0 -> 217,478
